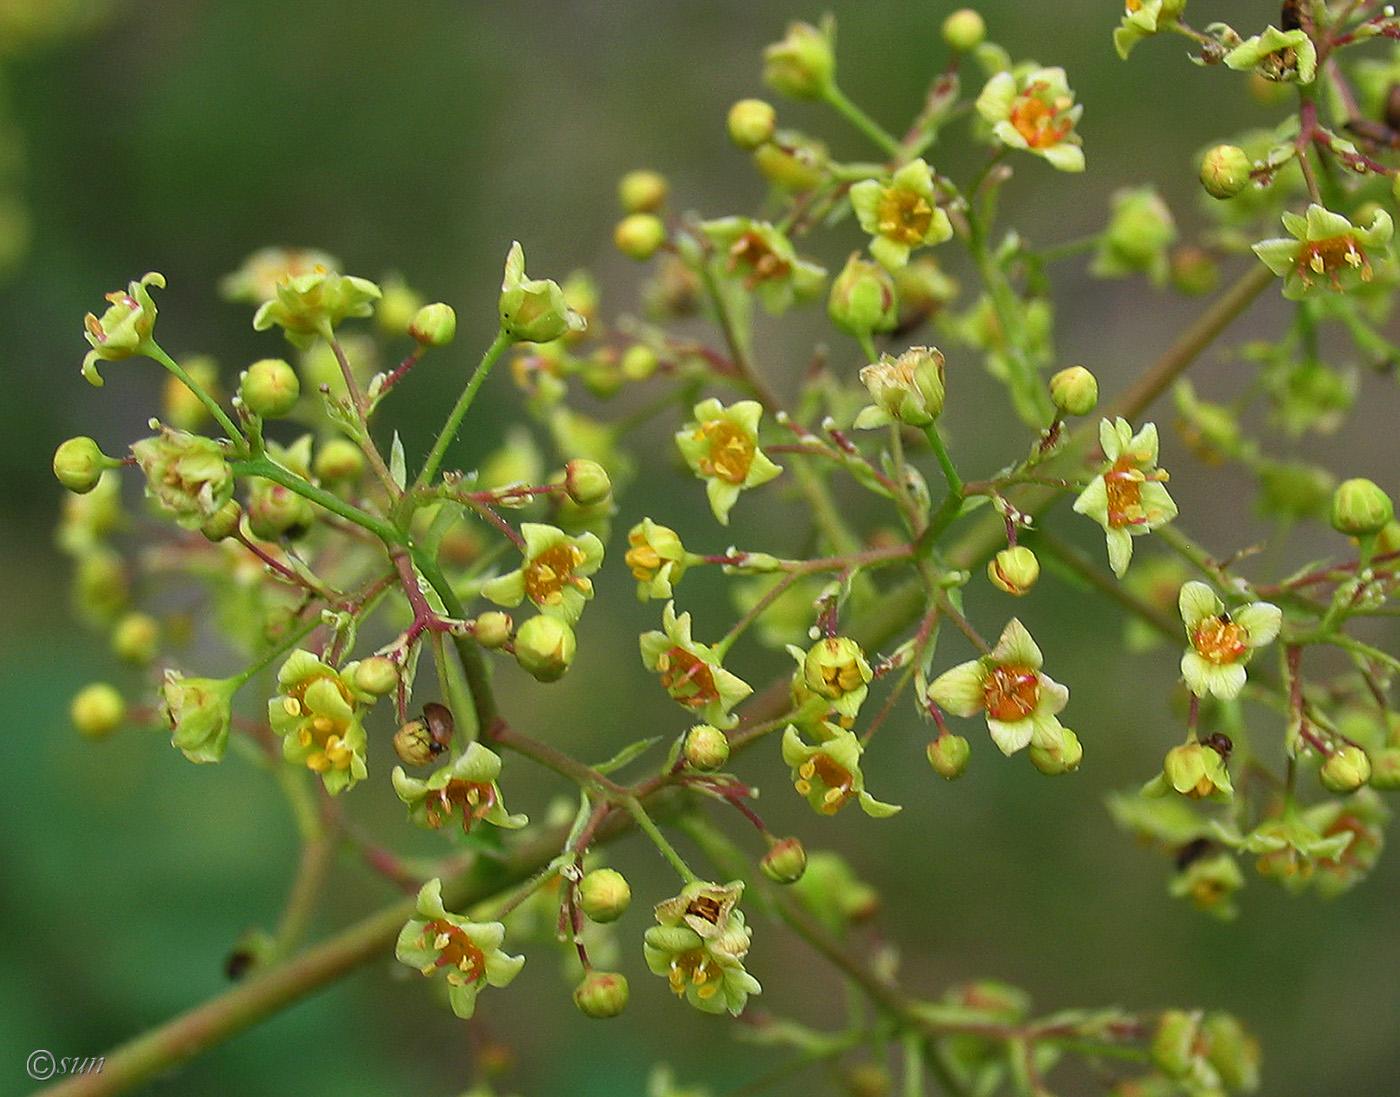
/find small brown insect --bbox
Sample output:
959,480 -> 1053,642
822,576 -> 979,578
1174,836 -> 1216,872
421,701 -> 456,753
1201,731 -> 1233,760
1280,0 -> 1304,32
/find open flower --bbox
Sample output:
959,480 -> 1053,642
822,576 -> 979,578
1253,204 -> 1393,300
790,637 -> 872,722
392,742 -> 528,834
1113,0 -> 1188,59
130,427 -> 235,531
643,880 -> 761,1015
252,267 -> 381,348
480,523 -> 604,624
160,671 -> 238,764
701,217 -> 826,314
81,271 -> 165,385
852,346 -> 946,429
624,518 -> 691,601
640,602 -> 753,728
221,247 -> 341,304
268,649 -> 370,794
1178,581 -> 1281,700
926,618 -> 1069,755
1224,25 -> 1317,85
1073,417 -> 1177,577
1147,739 -> 1235,800
975,66 -> 1084,172
675,398 -> 783,526
395,878 -> 525,1020
781,725 -> 900,817
848,159 -> 953,271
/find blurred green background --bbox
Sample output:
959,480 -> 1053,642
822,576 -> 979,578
5,1 -> 1400,1095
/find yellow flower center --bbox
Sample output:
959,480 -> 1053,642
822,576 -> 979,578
658,646 -> 720,707
876,188 -> 936,246
983,664 -> 1040,722
696,420 -> 756,484
1104,457 -> 1147,528
524,541 -> 587,605
283,673 -> 353,751
1125,0 -> 1143,11
1009,83 -> 1074,149
425,779 -> 499,831
668,948 -> 721,1001
1299,233 -> 1370,286
424,919 -> 486,983
1192,615 -> 1248,665
727,231 -> 792,289
625,537 -> 662,580
794,752 -> 856,814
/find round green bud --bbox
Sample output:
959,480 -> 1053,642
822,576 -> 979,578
313,437 -> 366,483
71,682 -> 125,739
578,867 -> 631,923
352,655 -> 398,696
1048,365 -> 1098,417
1201,1012 -> 1261,1093
53,436 -> 111,494
829,252 -> 898,338
573,970 -> 630,1019
761,836 -> 807,884
246,482 -> 314,541
1320,744 -> 1371,793
239,358 -> 300,419
563,458 -> 612,507
201,499 -> 242,542
112,611 -> 160,665
683,723 -> 730,771
927,734 -> 971,779
988,546 -> 1040,596
618,169 -> 668,214
513,614 -> 576,682
392,719 -> 439,766
727,98 -> 777,149
76,549 -> 129,622
1368,747 -> 1400,789
473,611 -> 514,649
1170,245 -> 1220,297
1028,727 -> 1083,775
613,213 -> 666,261
753,135 -> 826,192
1199,144 -> 1252,199
407,302 -> 457,347
620,343 -> 659,382
763,20 -> 835,100
941,9 -> 986,52
1331,477 -> 1394,537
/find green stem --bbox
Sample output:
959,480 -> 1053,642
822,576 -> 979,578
624,796 -> 698,883
146,343 -> 247,447
232,456 -> 401,545
822,82 -> 902,158
410,329 -> 512,498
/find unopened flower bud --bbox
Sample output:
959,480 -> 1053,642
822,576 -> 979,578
578,867 -> 631,923
1199,144 -> 1252,199
988,546 -> 1040,595
763,20 -> 835,100
829,252 -> 897,338
498,242 -> 585,345
407,302 -> 457,346
72,682 -> 125,739
573,970 -> 630,1018
942,9 -> 986,52
392,719 -> 438,766
313,438 -> 365,483
1202,1012 -> 1260,1092
761,836 -> 807,884
1029,727 -> 1083,775
246,480 -> 314,541
927,734 -> 971,779
1150,1010 -> 1203,1079
1320,744 -> 1371,793
473,610 -> 513,649
614,213 -> 667,261
201,500 -> 242,542
1331,478 -> 1393,537
854,346 -> 945,428
1170,245 -> 1220,296
683,723 -> 730,770
239,358 -> 300,418
618,169 -> 668,213
1048,366 -> 1098,417
514,614 -> 576,681
563,458 -> 612,507
620,343 -> 659,382
112,611 -> 160,665
54,436 -> 115,494
727,98 -> 777,149
353,656 -> 398,696
753,134 -> 827,192
1368,747 -> 1400,789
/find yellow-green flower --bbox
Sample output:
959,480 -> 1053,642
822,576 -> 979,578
130,427 -> 234,531
975,66 -> 1084,172
624,518 -> 691,601
221,247 -> 341,304
391,742 -> 527,834
639,602 -> 752,729
160,671 -> 239,764
395,878 -> 525,1019
1113,0 -> 1187,59
790,637 -> 872,721
81,271 -> 165,385
480,523 -> 604,624
848,159 -> 953,271
781,725 -> 900,817
1224,25 -> 1317,85
675,398 -> 783,526
1177,581 -> 1281,700
701,217 -> 826,314
1072,417 -> 1177,577
268,649 -> 370,794
1253,204 -> 1393,300
252,267 -> 381,348
643,881 -> 760,1015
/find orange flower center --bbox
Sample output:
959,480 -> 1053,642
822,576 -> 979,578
876,188 -> 936,245
1298,234 -> 1370,286
1192,616 -> 1248,665
728,231 -> 791,289
425,919 -> 486,982
1104,458 -> 1145,528
425,779 -> 499,831
524,541 -> 586,605
983,664 -> 1041,722
668,948 -> 721,1001
658,646 -> 720,707
697,420 -> 756,484
1009,84 -> 1074,149
794,753 -> 856,814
